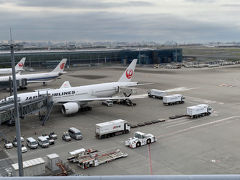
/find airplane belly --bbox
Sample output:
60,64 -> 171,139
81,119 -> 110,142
53,95 -> 76,103
93,88 -> 116,97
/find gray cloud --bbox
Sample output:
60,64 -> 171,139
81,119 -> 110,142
0,0 -> 153,9
185,0 -> 216,3
0,0 -> 239,42
221,3 -> 240,7
0,9 -> 239,43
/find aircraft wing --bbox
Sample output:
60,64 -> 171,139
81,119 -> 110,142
57,94 -> 148,103
28,79 -> 57,83
136,82 -> 155,86
118,83 -> 155,90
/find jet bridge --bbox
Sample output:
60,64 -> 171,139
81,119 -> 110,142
0,95 -> 53,126
0,78 -> 27,90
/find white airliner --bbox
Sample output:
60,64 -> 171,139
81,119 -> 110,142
0,59 -> 141,115
0,57 -> 26,75
0,58 -> 67,85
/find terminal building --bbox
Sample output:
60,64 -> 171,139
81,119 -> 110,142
0,48 -> 182,68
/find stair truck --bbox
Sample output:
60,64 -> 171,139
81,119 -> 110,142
187,104 -> 213,118
163,94 -> 185,105
96,119 -> 130,139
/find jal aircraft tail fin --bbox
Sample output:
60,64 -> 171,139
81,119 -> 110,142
52,58 -> 67,73
60,81 -> 71,88
118,59 -> 137,82
15,57 -> 26,71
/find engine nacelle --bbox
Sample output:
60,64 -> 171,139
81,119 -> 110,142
61,102 -> 80,115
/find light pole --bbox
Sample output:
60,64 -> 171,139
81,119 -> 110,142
175,42 -> 178,63
138,48 -> 141,64
10,29 -> 24,176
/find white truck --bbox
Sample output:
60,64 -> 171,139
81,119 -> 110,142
163,94 -> 185,105
148,89 -> 166,99
96,119 -> 130,139
187,104 -> 213,118
125,131 -> 156,148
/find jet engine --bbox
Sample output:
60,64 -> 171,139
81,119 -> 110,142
61,102 -> 80,115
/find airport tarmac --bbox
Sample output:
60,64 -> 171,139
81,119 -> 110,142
1,65 -> 240,175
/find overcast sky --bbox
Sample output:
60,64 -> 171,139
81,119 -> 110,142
0,0 -> 240,43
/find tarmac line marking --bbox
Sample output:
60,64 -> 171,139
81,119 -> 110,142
162,119 -> 189,126
163,117 -> 188,122
165,121 -> 192,128
165,87 -> 197,93
212,120 -> 232,127
0,157 -> 11,162
185,96 -> 217,104
3,150 -> 11,158
158,116 -> 240,138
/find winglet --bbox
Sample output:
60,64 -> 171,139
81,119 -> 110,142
15,57 -> 26,71
52,58 -> 67,73
118,59 -> 137,82
60,81 -> 71,88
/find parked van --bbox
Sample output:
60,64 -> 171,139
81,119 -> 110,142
68,127 -> 83,140
37,136 -> 49,148
26,137 -> 38,149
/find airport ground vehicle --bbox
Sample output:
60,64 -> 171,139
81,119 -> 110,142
0,78 -> 28,90
37,136 -> 49,148
42,134 -> 55,145
148,89 -> 166,99
187,104 -> 213,118
96,119 -> 130,139
125,131 -> 156,148
102,100 -> 113,107
26,137 -> 38,149
4,141 -> 13,149
62,132 -> 71,141
21,145 -> 28,153
13,137 -> 24,147
67,148 -> 127,169
68,127 -> 82,140
114,99 -> 136,106
49,132 -> 57,140
163,94 -> 185,105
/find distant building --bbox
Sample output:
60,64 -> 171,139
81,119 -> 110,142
0,48 -> 182,68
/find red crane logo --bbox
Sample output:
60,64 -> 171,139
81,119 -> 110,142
18,63 -> 23,67
126,69 -> 133,79
60,63 -> 65,70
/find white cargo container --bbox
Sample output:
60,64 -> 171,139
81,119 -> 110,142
12,158 -> 45,176
69,148 -> 86,156
96,119 -> 130,139
163,94 -> 184,105
187,104 -> 213,118
46,153 -> 60,171
148,89 -> 166,99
